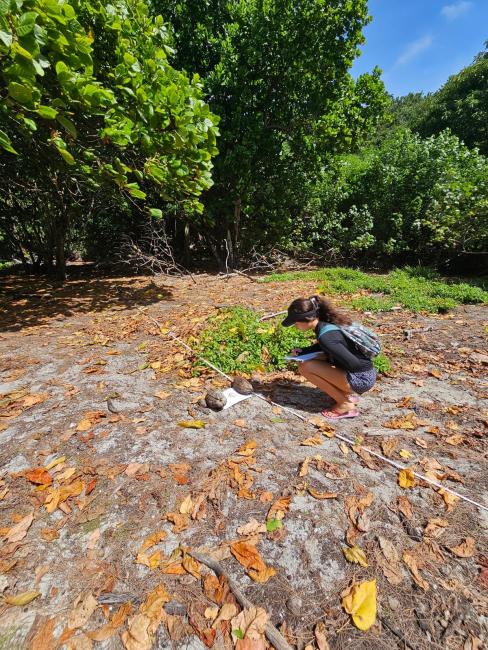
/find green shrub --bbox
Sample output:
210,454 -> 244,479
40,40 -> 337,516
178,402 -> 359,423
264,266 -> 488,313
373,353 -> 392,374
195,307 -> 312,374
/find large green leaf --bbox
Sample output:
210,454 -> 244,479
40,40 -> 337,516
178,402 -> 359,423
16,11 -> 37,37
8,81 -> 33,103
0,28 -> 12,47
0,128 -> 17,154
37,105 -> 58,119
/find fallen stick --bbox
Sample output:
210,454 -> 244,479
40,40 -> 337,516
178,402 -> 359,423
190,551 -> 294,650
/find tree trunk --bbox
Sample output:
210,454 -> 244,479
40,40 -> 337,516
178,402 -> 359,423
233,197 -> 241,267
54,224 -> 67,281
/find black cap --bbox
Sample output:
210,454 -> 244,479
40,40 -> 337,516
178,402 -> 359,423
282,304 -> 317,327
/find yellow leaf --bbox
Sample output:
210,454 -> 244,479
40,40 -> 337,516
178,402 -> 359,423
179,495 -> 194,515
341,580 -> 376,631
45,456 -> 66,470
399,449 -> 412,459
154,391 -> 171,400
445,434 -> 464,446
438,488 -> 459,511
139,531 -> 166,554
398,468 -> 416,489
301,435 -> 323,447
237,440 -> 257,457
342,545 -> 368,568
4,590 -> 40,606
177,420 -> 206,429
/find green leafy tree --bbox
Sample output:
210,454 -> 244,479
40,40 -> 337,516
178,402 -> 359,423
303,128 -> 488,263
154,0 -> 388,267
0,0 -> 219,277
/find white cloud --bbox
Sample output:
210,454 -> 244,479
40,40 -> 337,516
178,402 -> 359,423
396,35 -> 433,66
441,2 -> 473,20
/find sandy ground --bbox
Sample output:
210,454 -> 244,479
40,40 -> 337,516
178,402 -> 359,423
0,271 -> 487,650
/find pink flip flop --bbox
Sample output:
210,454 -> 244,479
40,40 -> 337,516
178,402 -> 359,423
321,409 -> 360,420
348,395 -> 359,404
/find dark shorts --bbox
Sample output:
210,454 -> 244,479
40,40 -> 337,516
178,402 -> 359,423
346,368 -> 377,394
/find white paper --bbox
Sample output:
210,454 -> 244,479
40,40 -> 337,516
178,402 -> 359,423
222,387 -> 253,410
284,351 -> 324,362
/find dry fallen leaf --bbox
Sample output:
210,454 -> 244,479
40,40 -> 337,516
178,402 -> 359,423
179,495 -> 194,515
67,592 -> 98,629
381,438 -> 398,457
237,440 -> 257,457
236,519 -> 267,536
399,449 -> 412,459
301,435 -> 323,447
342,545 -> 368,567
403,550 -> 429,591
154,391 -> 171,400
398,468 -> 416,489
166,512 -> 189,533
211,603 -> 237,628
314,622 -> 330,650
424,518 -> 449,538
230,541 -> 276,583
87,603 -> 132,642
25,467 -> 52,485
267,496 -> 291,521
308,488 -> 338,500
445,434 -> 465,446
384,412 -> 419,430
3,512 -> 34,543
231,606 -> 268,650
438,488 -> 459,511
299,457 -> 310,476
4,590 -> 40,606
139,531 -> 167,554
397,496 -> 413,520
341,580 -> 376,631
450,537 -> 476,558
177,420 -> 206,429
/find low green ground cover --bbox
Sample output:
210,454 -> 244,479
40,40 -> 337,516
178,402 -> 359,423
261,266 -> 487,313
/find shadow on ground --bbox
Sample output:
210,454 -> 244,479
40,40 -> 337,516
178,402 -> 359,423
253,377 -> 336,413
0,271 -> 173,332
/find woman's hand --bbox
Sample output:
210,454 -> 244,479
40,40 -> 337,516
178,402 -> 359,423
291,348 -> 302,356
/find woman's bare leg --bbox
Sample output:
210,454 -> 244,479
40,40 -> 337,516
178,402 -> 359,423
299,360 -> 354,412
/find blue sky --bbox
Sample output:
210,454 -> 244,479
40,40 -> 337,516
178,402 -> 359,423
351,0 -> 488,97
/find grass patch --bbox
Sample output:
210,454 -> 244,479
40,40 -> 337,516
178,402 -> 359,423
261,266 -> 488,313
194,307 -> 391,375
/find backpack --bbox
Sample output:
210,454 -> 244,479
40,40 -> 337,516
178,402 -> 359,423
318,322 -> 381,359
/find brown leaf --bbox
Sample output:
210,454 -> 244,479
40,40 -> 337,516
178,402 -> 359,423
25,468 -> 52,485
450,537 -> 476,558
424,518 -> 449,538
438,488 -> 459,511
300,435 -> 323,447
237,440 -> 257,456
445,434 -> 464,446
397,496 -> 413,520
236,519 -> 267,536
231,606 -> 268,649
41,528 -> 59,542
381,438 -> 398,457
403,551 -> 429,591
233,419 -> 248,428
3,512 -> 34,543
87,603 -> 132,642
398,468 -> 416,488
267,496 -> 291,521
307,488 -> 338,500
211,603 -> 238,628
139,531 -> 167,554
30,617 -> 57,650
230,542 -> 276,583
314,622 -> 330,650
179,495 -> 194,515
169,463 -> 190,485
67,592 -> 98,629
166,512 -> 189,533
384,412 -> 419,430
182,553 -> 201,579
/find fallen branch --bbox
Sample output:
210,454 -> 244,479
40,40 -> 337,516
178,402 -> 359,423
189,551 -> 293,650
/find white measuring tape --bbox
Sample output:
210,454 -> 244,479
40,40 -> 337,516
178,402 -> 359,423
139,311 -> 488,514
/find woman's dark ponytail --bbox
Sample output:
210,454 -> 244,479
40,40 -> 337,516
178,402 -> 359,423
310,295 -> 352,326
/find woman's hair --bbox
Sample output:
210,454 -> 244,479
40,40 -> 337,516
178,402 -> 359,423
289,295 -> 352,326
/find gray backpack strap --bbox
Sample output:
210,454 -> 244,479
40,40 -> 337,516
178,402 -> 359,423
318,323 -> 340,338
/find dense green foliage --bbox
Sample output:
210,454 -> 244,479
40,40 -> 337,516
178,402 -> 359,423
195,306 -> 391,375
264,266 -> 488,313
293,129 -> 488,263
0,2 -> 487,276
153,0 -> 388,265
0,0 -> 219,276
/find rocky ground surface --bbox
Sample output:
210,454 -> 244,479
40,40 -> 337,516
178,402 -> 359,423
0,270 -> 487,650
